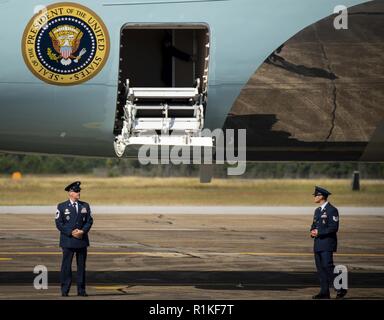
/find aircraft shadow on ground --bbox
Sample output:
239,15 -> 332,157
0,271 -> 383,292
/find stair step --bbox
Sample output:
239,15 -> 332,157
133,105 -> 197,110
129,87 -> 198,99
133,118 -> 202,131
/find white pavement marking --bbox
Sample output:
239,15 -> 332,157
0,206 -> 383,215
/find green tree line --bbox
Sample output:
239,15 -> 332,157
1,153 -> 384,179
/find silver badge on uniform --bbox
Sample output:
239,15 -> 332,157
81,207 -> 87,214
64,209 -> 70,215
321,214 -> 327,218
66,216 -> 70,221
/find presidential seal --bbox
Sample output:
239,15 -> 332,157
22,2 -> 110,85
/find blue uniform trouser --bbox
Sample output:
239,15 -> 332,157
314,251 -> 335,295
60,247 -> 87,294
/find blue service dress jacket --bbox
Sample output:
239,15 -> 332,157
55,200 -> 93,248
310,203 -> 339,252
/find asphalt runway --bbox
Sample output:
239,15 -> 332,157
0,210 -> 383,299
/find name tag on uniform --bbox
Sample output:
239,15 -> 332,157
81,207 -> 87,214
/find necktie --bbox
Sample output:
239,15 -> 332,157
73,202 -> 77,214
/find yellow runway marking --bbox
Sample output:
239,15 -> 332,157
240,252 -> 384,257
0,252 -> 384,257
0,228 -> 201,231
0,258 -> 13,261
92,286 -> 128,290
0,252 -> 186,257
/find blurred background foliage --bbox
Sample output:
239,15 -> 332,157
1,153 -> 383,179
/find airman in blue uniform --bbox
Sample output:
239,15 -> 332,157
55,181 -> 93,297
310,186 -> 347,299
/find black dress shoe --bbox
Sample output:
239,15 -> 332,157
312,293 -> 331,299
336,289 -> 348,299
78,292 -> 88,297
61,293 -> 69,297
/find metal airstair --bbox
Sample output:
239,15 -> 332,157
114,78 -> 213,157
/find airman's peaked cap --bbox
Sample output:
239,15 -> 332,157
65,181 -> 81,192
312,186 -> 331,197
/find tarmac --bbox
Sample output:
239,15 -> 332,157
0,208 -> 383,299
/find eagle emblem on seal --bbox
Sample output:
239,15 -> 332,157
48,25 -> 87,66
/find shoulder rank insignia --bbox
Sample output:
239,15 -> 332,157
333,216 -> 339,222
22,2 -> 110,86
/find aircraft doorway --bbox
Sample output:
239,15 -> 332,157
114,24 -> 213,157
114,24 -> 212,156
119,24 -> 210,89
